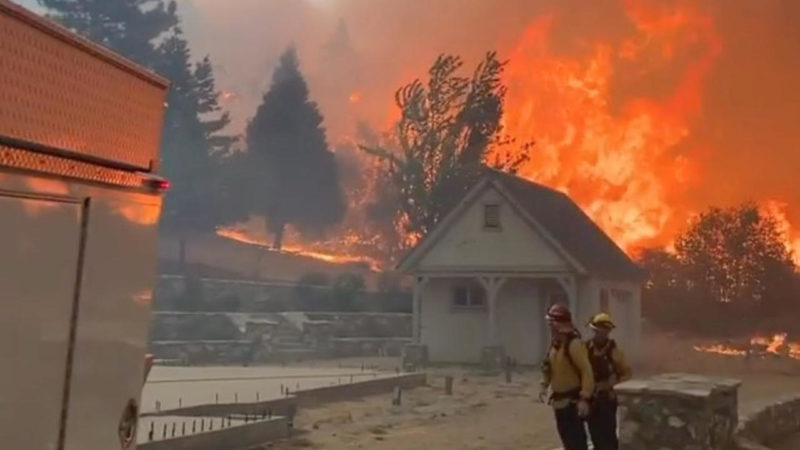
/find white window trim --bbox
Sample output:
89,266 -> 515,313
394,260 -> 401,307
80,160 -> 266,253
452,285 -> 488,312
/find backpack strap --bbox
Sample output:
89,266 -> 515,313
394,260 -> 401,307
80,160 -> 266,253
606,339 -> 619,377
556,330 -> 582,376
588,338 -> 619,378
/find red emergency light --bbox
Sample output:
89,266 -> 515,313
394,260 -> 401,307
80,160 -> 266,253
139,174 -> 170,192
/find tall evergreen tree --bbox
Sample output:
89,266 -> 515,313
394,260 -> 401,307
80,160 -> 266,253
154,28 -> 240,266
246,47 -> 346,249
38,0 -> 178,67
155,28 -> 216,231
40,1 -> 238,270
193,55 -> 237,155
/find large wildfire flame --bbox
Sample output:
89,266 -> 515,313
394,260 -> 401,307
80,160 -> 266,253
694,333 -> 800,360
493,1 -> 800,262
495,1 -> 718,252
209,0 -> 800,269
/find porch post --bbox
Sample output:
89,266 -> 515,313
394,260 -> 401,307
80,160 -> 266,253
479,276 -> 508,345
557,276 -> 578,322
412,276 -> 429,343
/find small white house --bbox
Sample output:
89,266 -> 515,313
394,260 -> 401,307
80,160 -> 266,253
398,170 -> 644,365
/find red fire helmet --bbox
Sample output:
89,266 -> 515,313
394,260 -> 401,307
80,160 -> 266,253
546,304 -> 573,323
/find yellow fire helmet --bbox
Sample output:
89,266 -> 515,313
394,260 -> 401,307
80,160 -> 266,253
589,312 -> 616,330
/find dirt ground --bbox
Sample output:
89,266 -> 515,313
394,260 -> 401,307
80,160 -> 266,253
259,331 -> 800,450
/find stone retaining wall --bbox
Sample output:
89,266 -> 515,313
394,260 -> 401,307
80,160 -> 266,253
149,340 -> 253,365
735,394 -> 800,449
615,373 -> 741,450
137,416 -> 290,450
154,275 -> 411,313
330,337 -> 411,357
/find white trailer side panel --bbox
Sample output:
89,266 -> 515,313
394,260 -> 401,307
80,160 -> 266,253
63,190 -> 160,450
0,172 -> 161,450
0,191 -> 84,449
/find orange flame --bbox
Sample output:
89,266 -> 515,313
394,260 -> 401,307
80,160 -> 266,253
494,1 -> 722,252
695,333 -> 800,360
216,226 -> 383,271
217,1 -> 798,270
763,200 -> 800,265
751,333 -> 788,355
692,344 -> 746,357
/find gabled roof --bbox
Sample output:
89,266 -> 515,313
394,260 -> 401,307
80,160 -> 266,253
398,169 -> 645,282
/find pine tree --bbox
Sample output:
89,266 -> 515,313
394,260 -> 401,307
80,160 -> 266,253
38,0 -> 178,68
246,47 -> 346,249
40,0 -> 239,270
193,56 -> 237,155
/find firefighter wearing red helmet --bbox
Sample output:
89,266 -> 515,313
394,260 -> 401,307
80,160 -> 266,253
539,304 -> 594,450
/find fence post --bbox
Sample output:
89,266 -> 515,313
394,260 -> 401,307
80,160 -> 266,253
445,376 -> 454,395
392,386 -> 402,406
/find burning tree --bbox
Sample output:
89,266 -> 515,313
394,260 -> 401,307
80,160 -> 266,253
640,203 -> 799,335
246,47 -> 346,250
361,52 -> 531,243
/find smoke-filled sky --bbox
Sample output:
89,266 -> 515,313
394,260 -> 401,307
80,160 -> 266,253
17,0 -> 800,253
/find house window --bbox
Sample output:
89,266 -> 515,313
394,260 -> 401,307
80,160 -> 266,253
453,283 -> 487,309
484,204 -> 500,230
599,288 -> 610,313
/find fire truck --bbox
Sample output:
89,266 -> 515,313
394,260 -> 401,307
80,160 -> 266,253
0,1 -> 169,448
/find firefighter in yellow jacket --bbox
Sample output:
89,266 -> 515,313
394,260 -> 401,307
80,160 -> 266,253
585,312 -> 632,450
539,304 -> 594,450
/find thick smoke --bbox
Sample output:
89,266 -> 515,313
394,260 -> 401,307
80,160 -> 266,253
179,0 -> 800,244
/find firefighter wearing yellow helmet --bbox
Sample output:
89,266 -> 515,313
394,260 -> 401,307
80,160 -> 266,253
585,312 -> 632,450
